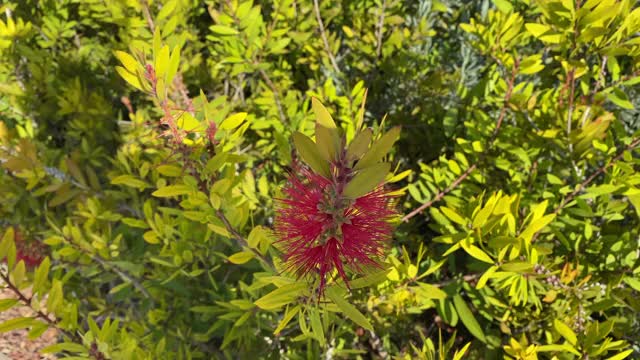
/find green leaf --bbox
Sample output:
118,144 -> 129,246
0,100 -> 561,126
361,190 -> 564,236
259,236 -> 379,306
220,112 -> 248,130
143,231 -> 160,244
248,226 -> 269,249
46,280 -> 63,313
525,23 -> 552,37
0,317 -> 36,333
152,185 -> 191,197
441,207 -> 467,226
315,124 -> 340,162
537,344 -> 580,356
326,287 -> 373,331
228,251 -> 254,264
41,342 -> 88,354
415,283 -> 447,300
0,299 -> 18,312
115,66 -> 144,91
155,45 -> 170,79
177,112 -> 200,131
606,350 -> 634,360
347,129 -> 373,161
27,322 -> 49,340
114,51 -> 139,73
461,243 -> 494,264
254,282 -> 308,310
343,162 -> 390,199
554,319 -> 577,346
109,282 -> 131,295
166,46 -> 181,85
111,175 -> 149,189
274,305 -> 300,335
0,227 -> 14,260
211,25 -> 238,35
11,260 -> 25,287
622,277 -> 640,292
33,257 -> 50,295
520,214 -> 555,242
354,126 -> 401,170
156,165 -> 182,177
292,132 -> 330,178
206,152 -> 229,173
607,89 -> 634,109
311,97 -> 337,128
349,269 -> 390,289
309,308 -> 325,345
453,295 -> 486,343
476,265 -> 498,289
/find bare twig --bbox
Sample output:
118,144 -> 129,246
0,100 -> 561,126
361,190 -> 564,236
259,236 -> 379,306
258,67 -> 288,124
312,0 -> 340,73
216,209 -> 275,269
0,271 -> 81,343
91,255 -> 153,301
375,0 -> 387,58
403,60 -> 519,222
140,0 -> 155,32
402,164 -> 477,222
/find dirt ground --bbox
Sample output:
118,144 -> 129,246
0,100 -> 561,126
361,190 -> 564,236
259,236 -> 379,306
0,287 -> 58,360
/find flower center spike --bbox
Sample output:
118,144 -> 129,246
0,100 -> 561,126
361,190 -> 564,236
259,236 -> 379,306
275,97 -> 400,295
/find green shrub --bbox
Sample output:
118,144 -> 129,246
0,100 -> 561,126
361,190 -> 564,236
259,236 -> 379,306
0,0 -> 639,359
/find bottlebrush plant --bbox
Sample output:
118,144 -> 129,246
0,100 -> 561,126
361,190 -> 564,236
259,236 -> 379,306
0,0 -> 639,359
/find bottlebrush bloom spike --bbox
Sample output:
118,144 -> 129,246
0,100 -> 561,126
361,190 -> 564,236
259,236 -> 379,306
275,163 -> 396,295
12,228 -> 46,269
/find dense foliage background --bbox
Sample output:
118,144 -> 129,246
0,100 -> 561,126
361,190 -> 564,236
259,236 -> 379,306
1,0 -> 640,358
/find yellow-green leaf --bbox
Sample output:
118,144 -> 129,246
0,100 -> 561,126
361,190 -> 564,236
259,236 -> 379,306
220,112 -> 247,130
228,251 -> 254,264
0,299 -> 18,312
274,305 -> 300,335
167,46 -> 181,85
0,317 -> 36,333
111,175 -> 149,189
143,231 -> 160,244
453,294 -> 486,343
354,126 -> 401,170
346,129 -> 371,162
254,282 -> 308,310
156,165 -> 182,177
315,124 -> 340,162
326,287 -> 373,331
441,207 -> 467,226
211,25 -> 238,35
554,319 -> 577,346
462,243 -> 494,264
343,162 -> 390,199
606,350 -> 634,360
416,283 -> 447,300
115,66 -> 144,91
311,97 -> 337,128
152,185 -> 191,197
292,132 -> 330,178
476,265 -> 498,289
114,51 -> 139,73
155,45 -> 170,79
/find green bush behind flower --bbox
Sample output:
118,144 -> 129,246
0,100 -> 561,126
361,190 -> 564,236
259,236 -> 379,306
0,0 -> 639,358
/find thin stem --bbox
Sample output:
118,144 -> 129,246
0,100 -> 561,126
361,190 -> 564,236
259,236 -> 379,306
312,0 -> 340,73
0,271 -> 81,343
375,0 -> 387,59
403,59 -> 519,222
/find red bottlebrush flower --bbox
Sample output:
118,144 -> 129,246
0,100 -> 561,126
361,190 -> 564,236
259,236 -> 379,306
11,228 -> 46,269
275,165 -> 396,294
